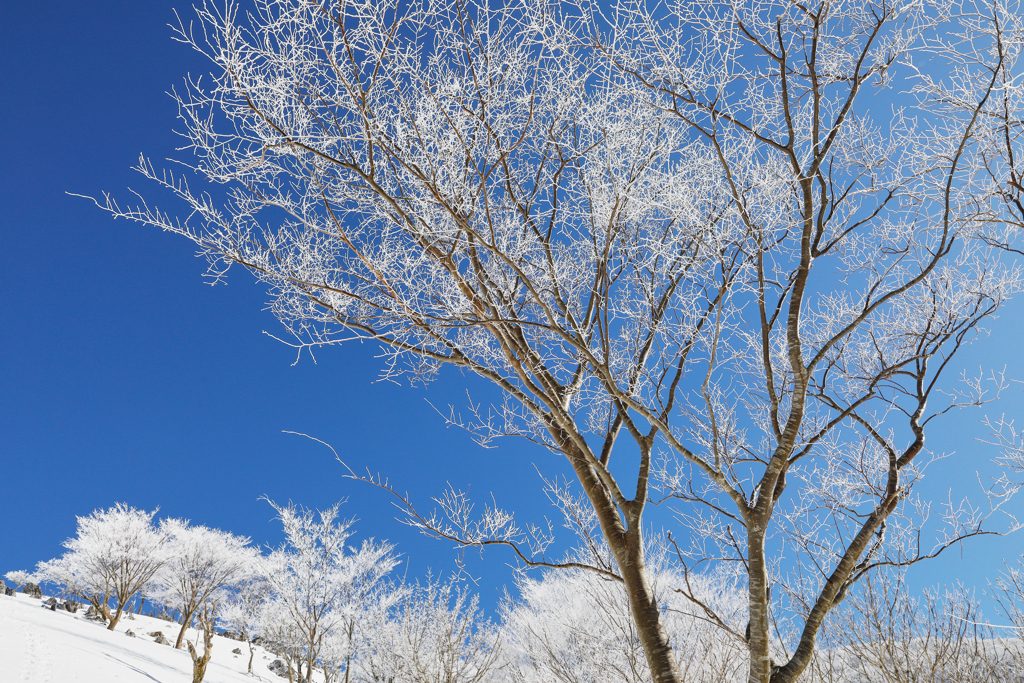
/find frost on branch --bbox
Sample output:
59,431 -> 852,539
218,563 -> 273,674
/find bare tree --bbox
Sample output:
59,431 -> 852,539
585,0 -> 1024,679
355,577 -> 500,683
990,555 -> 1024,672
156,518 -> 253,649
263,500 -> 399,682
260,594 -> 307,683
92,0 -> 1024,680
220,563 -> 274,673
818,574 -> 1011,683
36,503 -> 168,630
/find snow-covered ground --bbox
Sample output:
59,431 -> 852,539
0,592 -> 285,682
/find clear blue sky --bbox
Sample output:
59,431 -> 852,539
1,0 -> 1021,619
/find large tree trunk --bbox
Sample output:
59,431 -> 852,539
617,530 -> 680,683
566,445 -> 682,683
746,531 -> 772,683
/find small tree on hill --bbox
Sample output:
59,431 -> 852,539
156,518 -> 254,649
4,570 -> 36,592
36,503 -> 168,630
356,578 -> 500,683
220,564 -> 274,673
263,500 -> 399,683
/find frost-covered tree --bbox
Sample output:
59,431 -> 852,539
4,570 -> 36,591
990,555 -> 1024,672
802,570 -> 1022,682
316,589 -> 393,683
259,593 -> 307,681
93,0 -> 1024,680
264,500 -> 399,682
36,503 -> 168,630
219,563 -> 273,673
156,518 -> 254,649
356,578 -> 500,683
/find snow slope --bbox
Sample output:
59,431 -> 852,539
0,592 -> 284,683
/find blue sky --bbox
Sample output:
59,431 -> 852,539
1,0 -> 1022,619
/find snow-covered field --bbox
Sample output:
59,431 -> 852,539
0,592 -> 284,683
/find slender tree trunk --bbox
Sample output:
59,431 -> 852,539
176,607 -> 197,649
95,588 -> 112,625
187,619 -> 214,683
106,603 -> 124,631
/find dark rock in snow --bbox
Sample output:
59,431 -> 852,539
251,636 -> 287,657
43,593 -> 65,610
268,659 -> 289,678
126,630 -> 136,638
232,648 -> 243,655
3,586 -> 15,597
21,583 -> 42,599
63,599 -> 79,613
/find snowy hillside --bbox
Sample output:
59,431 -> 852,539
0,592 -> 289,683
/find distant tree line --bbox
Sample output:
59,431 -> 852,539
4,502 -> 1024,682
